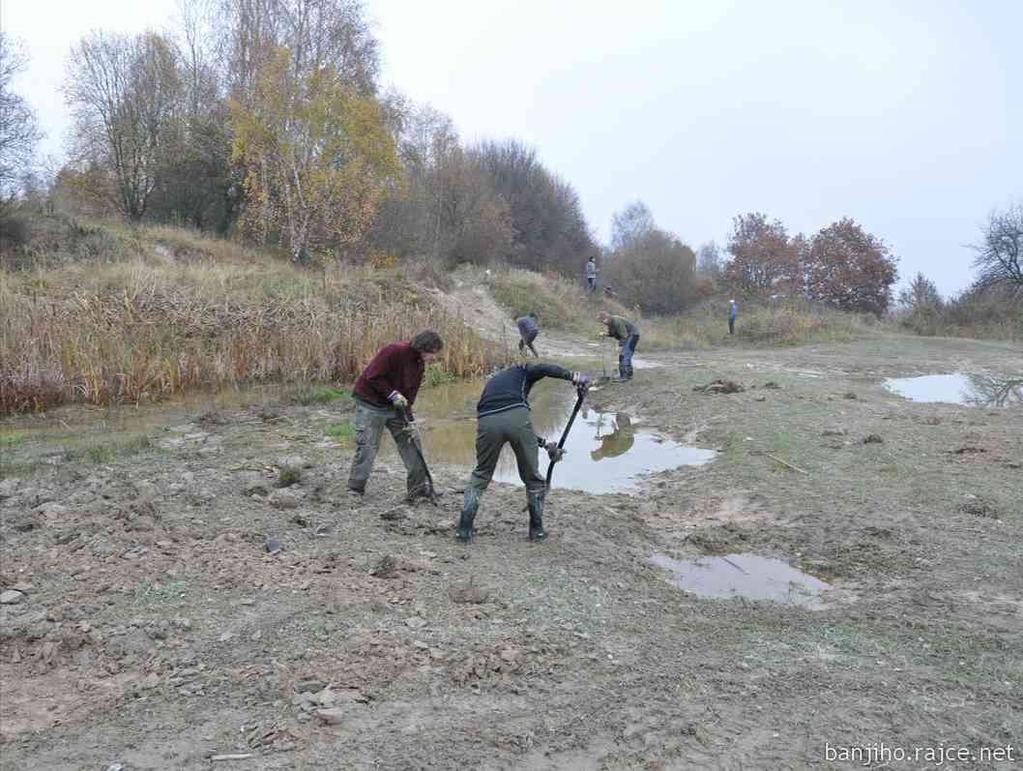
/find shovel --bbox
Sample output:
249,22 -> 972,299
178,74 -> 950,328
394,408 -> 439,506
525,384 -> 589,513
544,385 -> 588,491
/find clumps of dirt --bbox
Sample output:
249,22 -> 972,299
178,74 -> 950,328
950,446 -> 986,455
369,554 -> 399,578
196,408 -> 226,428
276,466 -> 302,487
291,683 -> 370,724
448,638 -> 562,687
252,405 -> 284,423
640,494 -> 769,534
958,499 -> 999,519
814,527 -> 917,578
821,426 -> 848,437
693,380 -> 744,394
763,381 -> 781,389
862,434 -> 884,444
449,579 -> 492,605
686,523 -> 753,555
843,392 -> 858,400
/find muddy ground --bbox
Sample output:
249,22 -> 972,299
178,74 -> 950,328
1,333 -> 1021,769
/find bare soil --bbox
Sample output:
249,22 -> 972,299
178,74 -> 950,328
1,317 -> 1021,768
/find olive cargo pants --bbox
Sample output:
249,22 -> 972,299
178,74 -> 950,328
347,399 -> 429,498
466,406 -> 546,496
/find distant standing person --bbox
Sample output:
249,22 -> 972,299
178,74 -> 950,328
347,331 -> 444,502
599,311 -> 640,381
516,312 -> 540,357
585,256 -> 598,292
728,299 -> 738,335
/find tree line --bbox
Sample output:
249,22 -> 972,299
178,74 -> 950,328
0,1 -> 1019,321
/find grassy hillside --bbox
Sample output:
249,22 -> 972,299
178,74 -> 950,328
489,266 -> 878,350
0,215 -> 499,413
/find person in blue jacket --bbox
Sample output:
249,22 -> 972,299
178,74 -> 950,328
728,299 -> 738,335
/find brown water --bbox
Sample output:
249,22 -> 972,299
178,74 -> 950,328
2,377 -> 717,494
883,373 -> 1022,407
649,552 -> 832,609
405,378 -> 717,494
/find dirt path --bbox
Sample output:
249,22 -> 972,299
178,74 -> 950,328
1,332 -> 1021,769
432,270 -> 607,362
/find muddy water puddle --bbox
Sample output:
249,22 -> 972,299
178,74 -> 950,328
883,373 -> 1022,407
402,379 -> 716,493
650,553 -> 832,609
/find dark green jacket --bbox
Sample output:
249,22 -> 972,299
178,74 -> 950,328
606,315 -> 639,341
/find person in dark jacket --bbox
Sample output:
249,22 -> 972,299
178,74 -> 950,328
516,312 -> 540,357
457,363 -> 589,543
347,330 -> 444,501
599,312 -> 640,380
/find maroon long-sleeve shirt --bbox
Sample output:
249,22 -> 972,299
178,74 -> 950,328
352,342 -> 426,412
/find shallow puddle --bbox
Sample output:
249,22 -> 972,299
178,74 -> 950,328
649,552 -> 832,609
631,358 -> 663,369
407,378 -> 716,493
883,373 -> 1022,407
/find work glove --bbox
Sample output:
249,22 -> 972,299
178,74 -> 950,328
544,440 -> 565,463
388,391 -> 409,410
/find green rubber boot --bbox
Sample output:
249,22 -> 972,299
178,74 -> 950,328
457,488 -> 480,543
527,489 -> 547,542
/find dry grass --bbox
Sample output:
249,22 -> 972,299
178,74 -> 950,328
641,301 -> 879,350
489,268 -> 629,333
1,224 -> 499,413
487,268 -> 876,350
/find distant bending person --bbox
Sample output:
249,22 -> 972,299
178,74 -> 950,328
516,312 -> 540,357
599,311 -> 640,381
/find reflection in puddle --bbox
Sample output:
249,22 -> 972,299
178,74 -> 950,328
883,373 -> 1023,407
401,378 -> 716,494
650,553 -> 832,609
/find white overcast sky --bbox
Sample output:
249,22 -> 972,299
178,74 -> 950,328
4,0 -> 1020,296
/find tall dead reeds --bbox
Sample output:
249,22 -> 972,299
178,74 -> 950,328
1,251 -> 499,413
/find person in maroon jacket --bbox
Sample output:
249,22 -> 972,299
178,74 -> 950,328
347,330 -> 444,500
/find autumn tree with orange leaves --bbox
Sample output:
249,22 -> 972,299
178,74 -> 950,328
724,212 -> 800,295
229,47 -> 400,261
804,218 -> 898,315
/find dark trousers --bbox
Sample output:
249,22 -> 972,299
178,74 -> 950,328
587,277 -> 596,292
518,331 -> 539,357
466,407 -> 545,498
619,334 -> 639,379
728,317 -> 735,335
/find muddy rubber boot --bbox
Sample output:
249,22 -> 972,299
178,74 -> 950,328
527,490 -> 547,542
456,488 -> 480,543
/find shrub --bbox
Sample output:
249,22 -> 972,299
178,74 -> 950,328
604,230 -> 699,314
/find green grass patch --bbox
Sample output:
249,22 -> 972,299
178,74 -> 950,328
133,578 -> 188,603
64,433 -> 154,464
291,386 -> 353,406
325,422 -> 355,446
0,432 -> 26,448
424,361 -> 456,388
0,460 -> 40,478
